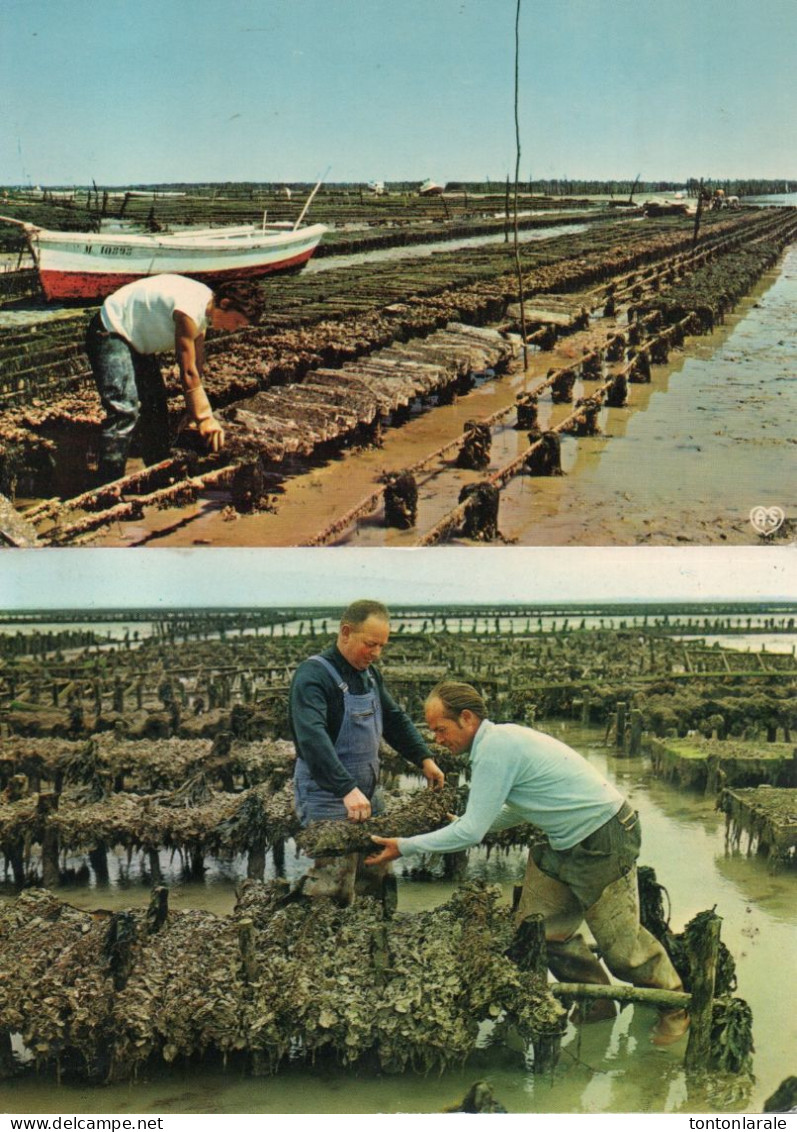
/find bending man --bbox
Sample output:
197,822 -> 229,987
85,273 -> 264,484
289,599 -> 444,905
367,680 -> 688,1045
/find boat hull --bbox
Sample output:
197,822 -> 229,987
28,223 -> 326,301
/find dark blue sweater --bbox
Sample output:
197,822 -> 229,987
288,644 -> 432,797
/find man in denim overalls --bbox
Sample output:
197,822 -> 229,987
290,599 -> 444,905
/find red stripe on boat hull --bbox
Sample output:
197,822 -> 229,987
38,246 -> 317,301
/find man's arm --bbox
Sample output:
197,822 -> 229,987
377,677 -> 444,788
366,741 -> 519,864
173,312 -> 224,452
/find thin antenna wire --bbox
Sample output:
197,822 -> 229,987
513,0 -> 529,369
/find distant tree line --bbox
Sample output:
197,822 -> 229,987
6,179 -> 794,199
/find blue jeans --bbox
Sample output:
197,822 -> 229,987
85,313 -> 170,480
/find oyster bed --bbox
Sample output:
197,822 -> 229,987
719,786 -> 797,865
0,881 -> 562,1082
2,208 -> 795,546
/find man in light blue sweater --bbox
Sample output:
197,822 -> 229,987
367,680 -> 689,1046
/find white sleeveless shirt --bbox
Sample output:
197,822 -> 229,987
100,274 -> 212,355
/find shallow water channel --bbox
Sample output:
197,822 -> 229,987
2,721 -> 793,1116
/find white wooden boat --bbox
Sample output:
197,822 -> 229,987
0,217 -> 327,300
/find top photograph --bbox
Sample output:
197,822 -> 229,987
0,0 -> 794,549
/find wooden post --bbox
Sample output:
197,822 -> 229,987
0,1029 -> 14,1079
456,423 -> 492,470
247,844 -> 266,880
692,179 -> 705,251
88,843 -> 110,885
7,846 -> 25,888
38,793 -> 60,888
581,695 -> 592,725
381,874 -> 398,919
506,913 -> 547,977
148,849 -> 163,885
628,709 -> 643,756
572,398 -> 601,436
146,885 -> 169,934
615,703 -> 628,749
606,371 -> 628,407
458,482 -> 501,541
506,912 -> 567,1073
550,369 -> 576,404
105,911 -> 138,991
525,432 -> 563,476
238,918 -> 258,982
443,851 -> 469,881
504,176 -> 511,243
515,392 -> 539,430
272,838 -> 286,877
189,849 -> 204,879
685,911 -> 722,1072
383,472 -> 418,529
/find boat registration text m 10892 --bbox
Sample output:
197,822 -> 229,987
82,245 -> 134,256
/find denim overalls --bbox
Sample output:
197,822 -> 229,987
293,655 -> 385,826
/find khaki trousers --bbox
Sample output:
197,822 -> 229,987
515,852 -> 682,991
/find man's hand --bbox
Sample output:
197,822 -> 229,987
343,787 -> 371,823
198,415 -> 225,452
365,835 -> 400,866
421,757 -> 445,791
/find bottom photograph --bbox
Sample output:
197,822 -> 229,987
0,546 -> 794,1119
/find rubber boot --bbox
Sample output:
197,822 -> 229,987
300,855 -> 357,907
651,1007 -> 690,1046
547,934 -> 613,986
93,458 -> 128,488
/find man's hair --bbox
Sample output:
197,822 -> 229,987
427,681 -> 486,721
213,280 -> 266,323
340,599 -> 390,629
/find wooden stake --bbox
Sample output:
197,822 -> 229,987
692,178 -> 705,251
38,793 -> 60,888
506,913 -> 547,977
615,702 -> 628,749
146,885 -> 169,934
238,918 -> 258,982
148,849 -> 163,885
685,911 -> 721,1072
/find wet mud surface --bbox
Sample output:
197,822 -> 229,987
494,256 -> 797,546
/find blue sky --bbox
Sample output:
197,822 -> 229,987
0,548 -> 793,611
1,0 -> 795,186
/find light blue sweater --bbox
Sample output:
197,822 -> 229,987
397,719 -> 623,857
